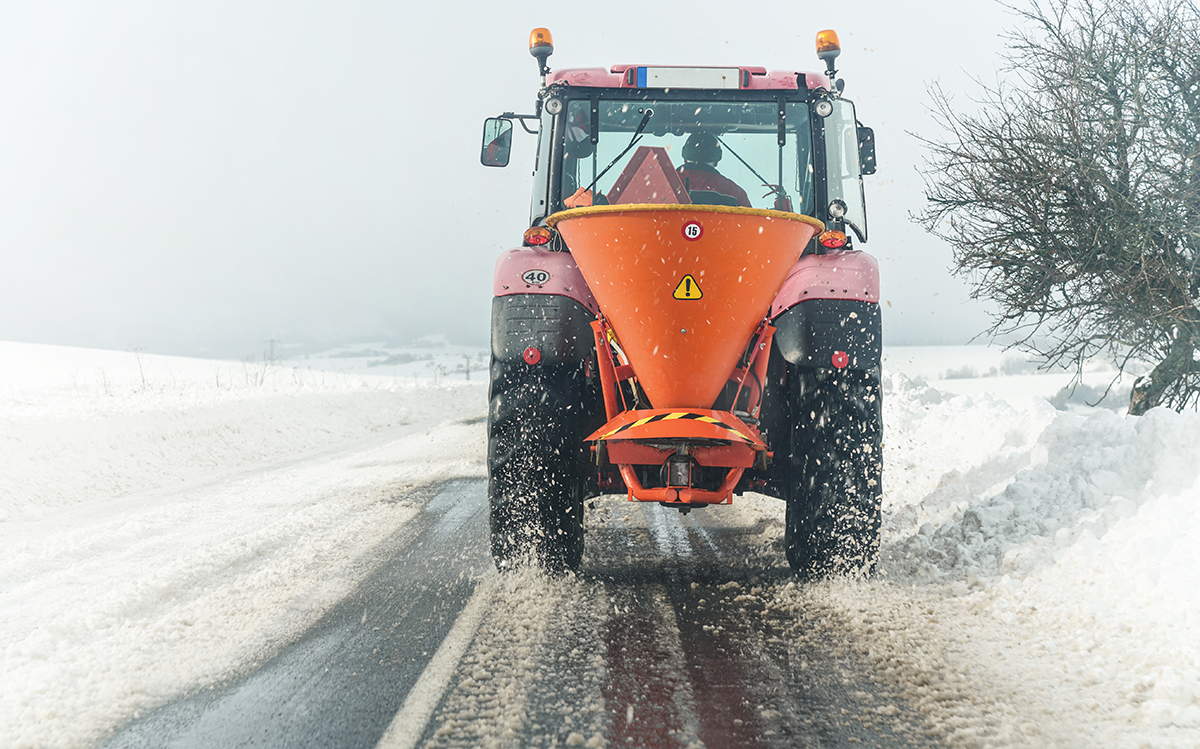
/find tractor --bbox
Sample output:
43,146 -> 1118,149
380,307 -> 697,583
480,28 -> 881,577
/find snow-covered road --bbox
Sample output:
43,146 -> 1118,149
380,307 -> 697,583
103,480 -> 920,748
3,341 -> 1200,747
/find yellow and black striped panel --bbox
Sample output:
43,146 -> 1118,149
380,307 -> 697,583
597,411 -> 753,444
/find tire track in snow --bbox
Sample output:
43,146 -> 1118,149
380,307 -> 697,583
552,500 -> 921,748
413,502 -> 774,749
413,568 -> 611,748
600,582 -> 705,747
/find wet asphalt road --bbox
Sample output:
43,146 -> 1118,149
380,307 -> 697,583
101,480 -> 927,748
102,480 -> 491,749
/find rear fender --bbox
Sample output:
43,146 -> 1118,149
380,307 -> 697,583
769,249 -> 880,317
492,248 -> 598,366
772,299 -> 881,370
494,247 -> 598,315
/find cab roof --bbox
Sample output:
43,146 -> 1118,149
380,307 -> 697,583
548,66 -> 829,91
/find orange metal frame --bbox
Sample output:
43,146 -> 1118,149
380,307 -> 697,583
589,318 -> 775,505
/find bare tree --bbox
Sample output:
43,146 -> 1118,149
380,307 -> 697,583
918,0 -> 1200,414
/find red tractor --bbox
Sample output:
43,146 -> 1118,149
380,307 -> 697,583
481,28 -> 881,577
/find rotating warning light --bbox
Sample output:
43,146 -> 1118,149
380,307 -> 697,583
819,229 -> 848,249
816,29 -> 841,60
530,27 -> 552,79
524,226 -> 553,246
529,28 -> 554,79
529,27 -> 554,53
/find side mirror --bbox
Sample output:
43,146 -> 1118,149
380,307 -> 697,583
481,118 -> 514,167
857,124 -> 876,175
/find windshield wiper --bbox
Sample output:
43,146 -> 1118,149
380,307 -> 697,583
714,134 -> 792,210
714,134 -> 771,186
582,108 -> 653,194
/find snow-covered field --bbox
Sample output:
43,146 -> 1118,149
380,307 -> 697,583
0,341 -> 488,747
2,339 -> 1198,747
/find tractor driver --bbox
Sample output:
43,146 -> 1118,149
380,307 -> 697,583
678,132 -> 751,208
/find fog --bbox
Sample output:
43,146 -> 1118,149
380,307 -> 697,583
0,1 -> 1015,359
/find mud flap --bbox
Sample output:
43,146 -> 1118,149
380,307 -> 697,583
491,294 -> 596,366
772,299 -> 881,371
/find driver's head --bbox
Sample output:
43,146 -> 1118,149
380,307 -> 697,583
682,132 -> 722,166
565,109 -> 595,158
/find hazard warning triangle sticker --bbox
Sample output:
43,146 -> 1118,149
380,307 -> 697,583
672,275 -> 703,300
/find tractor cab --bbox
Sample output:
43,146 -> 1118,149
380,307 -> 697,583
484,31 -> 875,246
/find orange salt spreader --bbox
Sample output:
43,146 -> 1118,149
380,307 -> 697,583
547,204 -> 825,506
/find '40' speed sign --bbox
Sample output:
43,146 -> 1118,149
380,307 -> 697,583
521,269 -> 551,285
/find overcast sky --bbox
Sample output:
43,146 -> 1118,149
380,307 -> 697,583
0,1 -> 1017,359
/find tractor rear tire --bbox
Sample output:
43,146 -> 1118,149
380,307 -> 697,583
784,365 -> 882,578
487,357 -> 589,571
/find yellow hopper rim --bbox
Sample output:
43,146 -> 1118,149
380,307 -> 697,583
545,203 -> 826,230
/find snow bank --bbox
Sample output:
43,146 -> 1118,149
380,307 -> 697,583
837,373 -> 1200,742
724,370 -> 1200,743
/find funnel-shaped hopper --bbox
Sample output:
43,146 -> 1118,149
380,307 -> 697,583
548,205 -> 824,409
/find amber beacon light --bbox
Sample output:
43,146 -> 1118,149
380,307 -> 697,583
529,27 -> 554,79
529,27 -> 554,54
816,29 -> 841,60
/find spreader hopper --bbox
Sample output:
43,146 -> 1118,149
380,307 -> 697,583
548,204 -> 824,504
549,205 -> 823,409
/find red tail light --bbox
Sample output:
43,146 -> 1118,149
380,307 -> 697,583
524,226 -> 553,246
818,230 -> 847,249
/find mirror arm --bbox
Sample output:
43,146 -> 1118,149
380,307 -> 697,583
499,113 -> 540,135
842,216 -> 866,244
